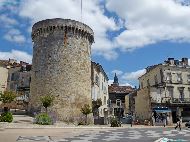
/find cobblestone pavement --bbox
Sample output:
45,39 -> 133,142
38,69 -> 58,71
14,128 -> 190,142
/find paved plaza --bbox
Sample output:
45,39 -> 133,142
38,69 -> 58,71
0,127 -> 190,142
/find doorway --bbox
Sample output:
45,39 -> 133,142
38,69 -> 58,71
172,111 -> 177,123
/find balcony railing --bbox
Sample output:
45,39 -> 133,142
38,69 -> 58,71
171,98 -> 190,104
151,97 -> 190,104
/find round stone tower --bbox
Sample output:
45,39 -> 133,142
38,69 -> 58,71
30,18 -> 94,121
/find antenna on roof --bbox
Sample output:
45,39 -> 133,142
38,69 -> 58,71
81,0 -> 83,22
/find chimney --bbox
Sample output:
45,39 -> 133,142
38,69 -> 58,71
182,58 -> 188,66
168,58 -> 174,65
174,60 -> 180,66
9,58 -> 17,64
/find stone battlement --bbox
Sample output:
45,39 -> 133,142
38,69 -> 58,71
31,18 -> 94,44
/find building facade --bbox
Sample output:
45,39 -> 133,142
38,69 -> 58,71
136,58 -> 190,125
91,62 -> 109,119
108,73 -> 134,117
7,62 -> 31,109
0,61 -> 9,93
0,59 -> 31,110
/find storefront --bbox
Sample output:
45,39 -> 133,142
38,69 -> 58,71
152,107 -> 172,126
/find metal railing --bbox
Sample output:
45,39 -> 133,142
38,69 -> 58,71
171,98 -> 190,104
151,97 -> 190,104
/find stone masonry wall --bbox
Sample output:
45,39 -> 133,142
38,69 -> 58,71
29,18 -> 94,122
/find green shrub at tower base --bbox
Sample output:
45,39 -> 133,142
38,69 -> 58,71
0,112 -> 13,122
35,113 -> 52,125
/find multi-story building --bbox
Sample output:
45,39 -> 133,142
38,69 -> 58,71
0,59 -> 31,110
91,62 -> 109,122
7,61 -> 32,109
108,73 -> 134,117
125,90 -> 137,116
0,61 -> 9,93
135,58 -> 190,125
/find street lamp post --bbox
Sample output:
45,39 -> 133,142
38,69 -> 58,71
116,99 -> 121,126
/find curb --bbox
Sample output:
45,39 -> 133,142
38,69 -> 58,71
1,125 -> 186,129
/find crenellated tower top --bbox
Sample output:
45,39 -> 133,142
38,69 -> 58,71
31,18 -> 94,44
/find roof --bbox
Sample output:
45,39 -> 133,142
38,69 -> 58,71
108,85 -> 134,94
0,60 -> 20,68
91,61 -> 109,81
0,59 -> 32,69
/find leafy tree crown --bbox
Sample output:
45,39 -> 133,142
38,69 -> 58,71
81,104 -> 92,115
0,91 -> 16,104
40,95 -> 54,109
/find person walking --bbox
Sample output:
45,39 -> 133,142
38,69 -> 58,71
130,115 -> 133,127
163,113 -> 167,127
175,116 -> 181,130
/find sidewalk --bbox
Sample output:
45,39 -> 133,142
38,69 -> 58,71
0,115 -> 187,129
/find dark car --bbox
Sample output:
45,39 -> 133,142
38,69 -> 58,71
185,121 -> 190,128
120,115 -> 133,124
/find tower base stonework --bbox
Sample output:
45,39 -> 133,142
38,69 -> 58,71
29,18 -> 94,123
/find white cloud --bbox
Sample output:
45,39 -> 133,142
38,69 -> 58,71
18,0 -> 120,60
0,49 -> 32,63
111,70 -> 123,75
3,29 -> 26,43
106,0 -> 190,51
120,83 -> 134,88
108,78 -> 134,87
0,14 -> 18,27
3,0 -> 190,60
122,69 -> 146,80
108,79 -> 114,86
0,0 -> 6,9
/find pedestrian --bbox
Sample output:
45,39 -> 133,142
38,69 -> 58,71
175,116 -> 181,130
130,115 -> 133,127
163,113 -> 167,127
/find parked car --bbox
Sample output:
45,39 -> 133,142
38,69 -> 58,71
185,121 -> 190,128
182,116 -> 190,122
120,115 -> 133,124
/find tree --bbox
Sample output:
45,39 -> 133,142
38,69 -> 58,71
40,95 -> 54,113
92,98 -> 102,117
81,104 -> 92,125
0,91 -> 16,112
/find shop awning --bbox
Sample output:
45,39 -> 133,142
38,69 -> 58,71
154,109 -> 171,113
152,107 -> 171,113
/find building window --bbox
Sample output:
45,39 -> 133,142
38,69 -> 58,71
147,79 -> 150,87
167,87 -> 173,98
187,75 -> 190,83
166,72 -> 172,83
154,75 -> 158,84
178,87 -> 184,101
11,73 -> 15,81
104,96 -> 106,105
95,75 -> 99,86
116,99 -> 121,107
177,73 -> 182,83
141,82 -> 143,88
188,88 -> 190,98
103,86 -> 107,94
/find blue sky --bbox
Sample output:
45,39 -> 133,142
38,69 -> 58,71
0,0 -> 190,87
